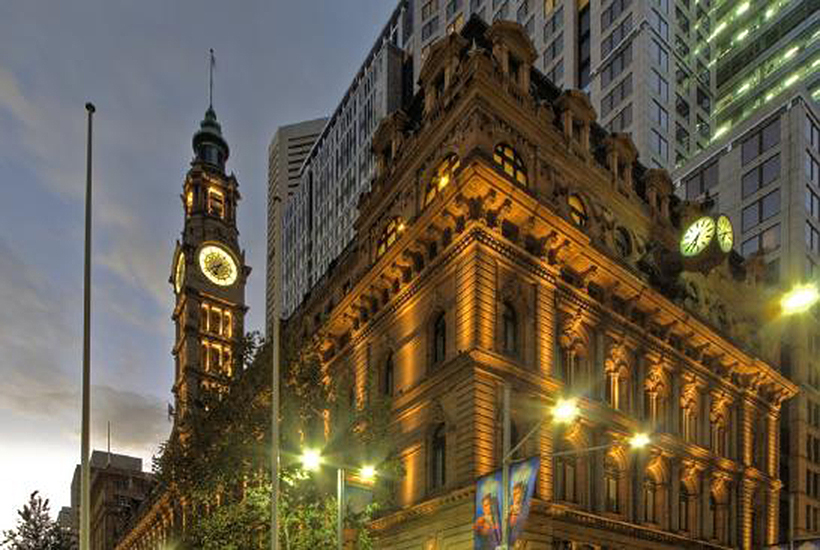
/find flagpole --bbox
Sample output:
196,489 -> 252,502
80,101 -> 95,550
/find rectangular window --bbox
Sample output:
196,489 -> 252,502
446,0 -> 462,18
651,99 -> 669,131
650,129 -> 668,161
543,5 -> 563,41
742,154 -> 780,198
742,118 -> 781,165
808,222 -> 820,255
807,153 -> 820,187
650,70 -> 668,102
547,60 -> 564,86
649,9 -> 668,40
741,224 -> 780,257
600,43 -> 632,89
577,4 -> 591,89
601,0 -> 632,31
742,190 -> 780,232
600,74 -> 632,117
684,160 -> 718,200
601,14 -> 632,57
421,16 -> 440,40
607,103 -> 633,133
808,186 -> 820,221
544,33 -> 564,64
650,40 -> 668,70
516,0 -> 529,22
422,0 -> 439,20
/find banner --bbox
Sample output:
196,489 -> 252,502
474,457 -> 540,549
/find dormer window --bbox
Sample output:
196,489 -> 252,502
208,188 -> 225,219
377,217 -> 405,258
509,55 -> 522,84
493,144 -> 528,187
425,154 -> 460,206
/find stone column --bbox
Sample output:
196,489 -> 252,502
740,479 -> 754,550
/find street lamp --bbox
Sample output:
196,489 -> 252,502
299,449 -> 377,550
300,448 -> 323,472
781,283 -> 820,315
498,388 -> 651,549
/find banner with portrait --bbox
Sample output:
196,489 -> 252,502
473,456 -> 540,549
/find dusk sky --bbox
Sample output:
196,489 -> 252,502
0,0 -> 396,532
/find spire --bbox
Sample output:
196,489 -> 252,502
192,49 -> 229,169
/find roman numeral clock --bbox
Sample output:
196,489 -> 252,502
678,213 -> 735,272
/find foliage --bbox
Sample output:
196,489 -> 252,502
2,491 -> 75,550
151,329 -> 399,548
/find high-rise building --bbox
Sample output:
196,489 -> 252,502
275,0 -> 718,320
711,0 -> 820,141
405,0 -> 713,171
279,5 -> 408,318
288,18 -> 797,548
266,118 -> 326,334
67,451 -> 154,550
675,88 -> 820,541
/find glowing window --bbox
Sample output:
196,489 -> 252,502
208,188 -> 225,218
186,190 -> 193,214
568,194 -> 588,227
493,144 -> 528,186
377,218 -> 404,258
425,154 -> 460,206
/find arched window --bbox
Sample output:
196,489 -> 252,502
604,455 -> 621,513
425,154 -> 460,206
431,424 -> 446,489
377,217 -> 404,258
493,144 -> 528,186
383,353 -> 395,396
568,195 -> 588,227
710,414 -> 727,456
556,455 -> 577,503
433,312 -> 447,364
502,302 -> 518,355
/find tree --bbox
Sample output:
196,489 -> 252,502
151,330 -> 400,548
2,491 -> 75,550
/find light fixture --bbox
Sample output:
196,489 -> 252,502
736,29 -> 749,42
781,283 -> 820,315
300,448 -> 323,472
360,465 -> 377,481
629,432 -> 651,449
736,2 -> 750,15
784,74 -> 799,87
552,397 -> 580,424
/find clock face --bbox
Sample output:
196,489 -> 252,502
174,252 -> 186,294
717,215 -> 734,253
680,216 -> 716,257
198,245 -> 237,286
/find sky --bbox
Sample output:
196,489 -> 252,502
0,0 -> 397,533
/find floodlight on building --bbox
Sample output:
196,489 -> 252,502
360,465 -> 377,481
781,283 -> 820,315
552,398 -> 580,424
629,433 -> 651,449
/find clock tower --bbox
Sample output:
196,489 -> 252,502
169,104 -> 249,427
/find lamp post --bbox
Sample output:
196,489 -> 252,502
300,449 -> 376,550
497,389 -> 649,550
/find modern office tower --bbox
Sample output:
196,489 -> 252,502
675,88 -> 820,541
279,5 -> 408,318
266,118 -> 326,334
711,0 -> 820,141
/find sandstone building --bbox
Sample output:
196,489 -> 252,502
286,18 -> 798,548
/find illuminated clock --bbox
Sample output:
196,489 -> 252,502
680,216 -> 716,257
198,245 -> 237,286
716,215 -> 734,253
174,252 -> 186,294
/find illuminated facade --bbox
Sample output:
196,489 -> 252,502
676,90 -> 820,541
711,0 -> 820,139
115,104 -> 250,549
289,19 -> 796,548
